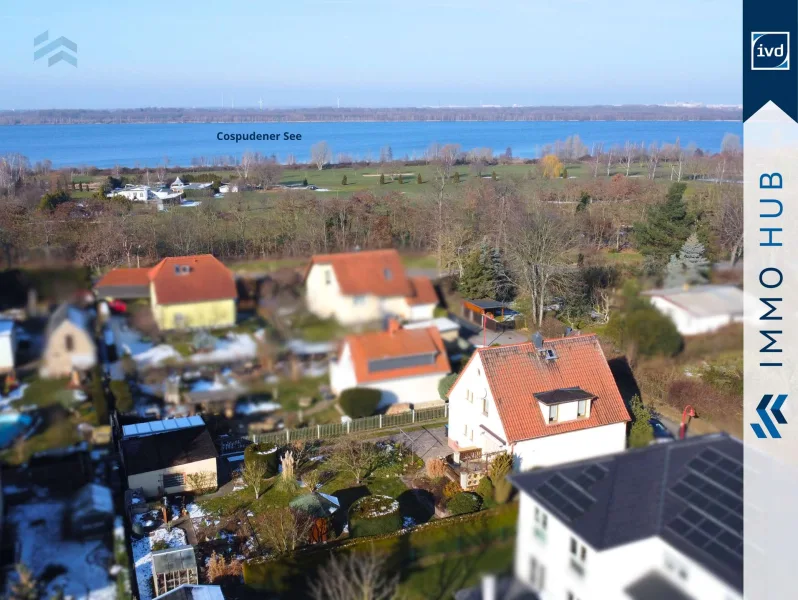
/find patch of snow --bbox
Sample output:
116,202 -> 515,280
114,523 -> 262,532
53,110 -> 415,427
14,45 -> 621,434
0,383 -> 29,408
6,501 -> 115,600
135,344 -> 180,368
235,400 -> 281,415
132,526 -> 187,600
190,333 -> 257,365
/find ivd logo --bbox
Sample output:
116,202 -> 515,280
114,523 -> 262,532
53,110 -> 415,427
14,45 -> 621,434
752,32 -> 790,70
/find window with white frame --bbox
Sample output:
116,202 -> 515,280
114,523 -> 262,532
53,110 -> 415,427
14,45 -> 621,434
570,537 -> 587,563
324,269 -> 332,285
534,506 -> 548,530
467,389 -> 474,403
482,396 -> 489,416
353,295 -> 366,306
548,405 -> 558,423
577,399 -> 588,418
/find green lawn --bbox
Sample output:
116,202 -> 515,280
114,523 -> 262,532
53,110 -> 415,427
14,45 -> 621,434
199,477 -> 308,517
247,376 -> 327,412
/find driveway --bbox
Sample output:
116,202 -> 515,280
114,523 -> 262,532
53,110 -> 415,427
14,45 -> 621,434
377,425 -> 452,461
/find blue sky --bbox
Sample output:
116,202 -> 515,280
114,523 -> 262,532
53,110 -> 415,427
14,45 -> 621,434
0,0 -> 741,109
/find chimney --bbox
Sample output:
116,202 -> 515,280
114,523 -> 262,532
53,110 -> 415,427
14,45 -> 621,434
531,331 -> 544,349
481,574 -> 496,600
388,318 -> 402,334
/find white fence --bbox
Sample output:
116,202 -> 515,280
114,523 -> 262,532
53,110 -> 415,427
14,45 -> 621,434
248,404 -> 449,445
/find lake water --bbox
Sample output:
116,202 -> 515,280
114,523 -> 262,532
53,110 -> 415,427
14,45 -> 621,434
0,120 -> 743,169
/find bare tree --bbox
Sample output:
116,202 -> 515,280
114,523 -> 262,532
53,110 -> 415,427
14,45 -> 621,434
623,142 -> 634,176
241,459 -> 268,500
506,207 -> 579,327
236,151 -> 258,181
311,141 -> 332,171
309,549 -> 399,600
430,143 -> 461,273
716,186 -> 744,264
328,438 -> 379,485
256,507 -> 314,555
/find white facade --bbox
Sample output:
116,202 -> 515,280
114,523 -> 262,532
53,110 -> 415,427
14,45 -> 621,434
515,492 -> 742,600
0,321 -> 16,372
330,341 -> 445,408
305,263 -> 434,326
447,354 -> 626,469
648,295 -> 742,336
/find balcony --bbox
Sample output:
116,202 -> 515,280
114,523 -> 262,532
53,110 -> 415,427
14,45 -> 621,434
445,448 -> 509,489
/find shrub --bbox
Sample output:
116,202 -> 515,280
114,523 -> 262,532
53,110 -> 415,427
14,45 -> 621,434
489,454 -> 514,504
348,495 -> 402,538
417,173 -> 422,184
628,394 -> 654,448
151,540 -> 169,552
442,480 -> 461,499
110,380 -> 133,413
446,492 -> 482,516
338,388 -> 381,418
432,306 -> 448,318
438,373 -> 458,400
90,366 -> 109,425
425,458 -> 447,479
476,476 -> 495,506
245,442 -> 280,477
341,175 -> 348,186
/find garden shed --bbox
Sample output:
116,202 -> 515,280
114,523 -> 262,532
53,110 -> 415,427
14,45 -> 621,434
152,545 -> 199,596
69,483 -> 114,539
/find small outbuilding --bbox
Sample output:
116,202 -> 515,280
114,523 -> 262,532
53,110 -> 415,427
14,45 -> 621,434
69,483 -> 114,539
152,545 -> 199,597
642,284 -> 744,336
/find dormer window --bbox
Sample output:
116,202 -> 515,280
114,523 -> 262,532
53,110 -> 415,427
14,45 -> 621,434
535,387 -> 594,424
174,265 -> 190,275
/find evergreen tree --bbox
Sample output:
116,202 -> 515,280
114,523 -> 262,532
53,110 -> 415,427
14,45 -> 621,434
453,171 -> 460,183
302,178 -> 308,187
634,182 -> 693,264
491,171 -> 497,181
379,173 -> 385,185
417,173 -> 422,184
664,233 -> 710,287
628,395 -> 654,448
458,248 -> 494,299
397,173 -> 403,184
575,191 -> 591,213
561,167 -> 568,178
341,175 -> 347,186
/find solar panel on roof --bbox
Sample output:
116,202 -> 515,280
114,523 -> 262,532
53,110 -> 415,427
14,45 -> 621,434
368,353 -> 437,373
666,447 -> 744,573
150,421 -> 165,432
535,474 -> 596,522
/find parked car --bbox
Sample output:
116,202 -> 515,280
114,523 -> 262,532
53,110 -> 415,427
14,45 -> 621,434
649,418 -> 675,443
108,299 -> 127,314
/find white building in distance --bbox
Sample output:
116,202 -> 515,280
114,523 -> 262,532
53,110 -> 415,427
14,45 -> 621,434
643,285 -> 743,336
304,249 -> 439,326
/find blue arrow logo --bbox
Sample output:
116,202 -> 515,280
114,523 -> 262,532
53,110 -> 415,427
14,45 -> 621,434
33,31 -> 78,67
751,394 -> 788,439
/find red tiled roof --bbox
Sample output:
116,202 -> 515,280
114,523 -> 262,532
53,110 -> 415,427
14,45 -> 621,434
454,335 -> 629,443
346,326 -> 451,384
149,255 -> 237,305
95,268 -> 151,288
405,276 -> 438,306
306,249 -> 413,297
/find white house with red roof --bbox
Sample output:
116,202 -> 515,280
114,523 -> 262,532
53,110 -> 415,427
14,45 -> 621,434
447,334 -> 629,475
304,249 -> 438,325
330,321 -> 451,409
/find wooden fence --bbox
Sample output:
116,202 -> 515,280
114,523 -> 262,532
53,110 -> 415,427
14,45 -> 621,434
248,404 -> 449,445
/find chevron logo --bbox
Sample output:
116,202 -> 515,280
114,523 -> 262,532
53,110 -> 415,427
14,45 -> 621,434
751,394 -> 788,439
33,31 -> 77,67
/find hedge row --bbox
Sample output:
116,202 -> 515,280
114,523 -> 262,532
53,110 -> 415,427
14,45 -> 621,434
243,502 -> 519,589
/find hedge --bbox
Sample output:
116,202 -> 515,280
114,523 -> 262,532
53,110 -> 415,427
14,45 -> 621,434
447,492 -> 482,516
110,380 -> 134,413
244,442 -> 280,477
244,502 -> 518,589
348,495 -> 402,538
338,388 -> 381,419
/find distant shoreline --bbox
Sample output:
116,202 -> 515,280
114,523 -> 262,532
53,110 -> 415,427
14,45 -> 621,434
0,105 -> 742,126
